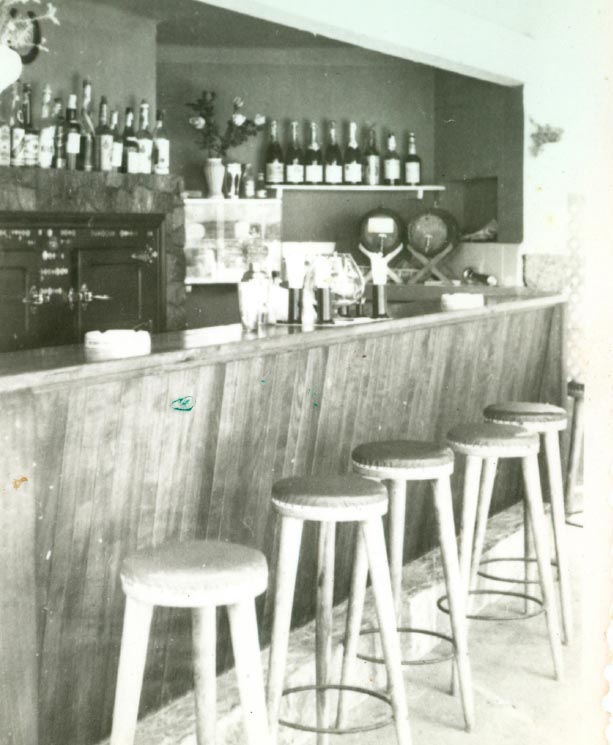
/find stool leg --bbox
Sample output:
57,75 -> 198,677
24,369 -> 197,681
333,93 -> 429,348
544,430 -> 573,645
267,516 -> 304,745
316,521 -> 336,745
433,477 -> 475,732
470,457 -> 498,602
459,456 -> 483,601
362,517 -> 412,745
388,479 -> 407,624
228,600 -> 270,745
566,395 -> 584,515
192,606 -> 217,745
521,454 -> 564,680
336,522 -> 369,728
110,597 -> 153,745
523,499 -> 535,613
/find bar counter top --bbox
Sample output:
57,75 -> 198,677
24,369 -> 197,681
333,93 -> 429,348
0,288 -> 565,393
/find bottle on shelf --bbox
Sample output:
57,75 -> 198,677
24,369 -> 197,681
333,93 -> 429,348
343,120 -> 362,184
404,131 -> 421,186
65,93 -> 81,171
284,120 -> 304,185
304,121 -> 323,185
383,132 -> 401,186
363,126 -> 380,186
52,97 -> 66,170
38,84 -> 54,169
0,89 -> 12,167
110,109 -> 123,172
324,120 -> 343,185
78,80 -> 95,172
265,119 -> 284,186
121,107 -> 139,174
241,163 -> 255,198
95,95 -> 114,172
152,109 -> 170,175
136,100 -> 153,174
255,171 -> 268,198
22,83 -> 39,168
10,83 -> 25,168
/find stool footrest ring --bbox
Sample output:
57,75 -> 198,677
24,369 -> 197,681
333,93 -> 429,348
565,510 -> 583,529
477,556 -> 559,585
437,589 -> 545,621
356,626 -> 456,666
279,684 -> 393,735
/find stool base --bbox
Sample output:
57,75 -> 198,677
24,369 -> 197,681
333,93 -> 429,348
357,627 -> 455,666
438,589 -> 545,622
477,556 -> 559,585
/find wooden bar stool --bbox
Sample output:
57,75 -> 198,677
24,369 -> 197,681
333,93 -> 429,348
446,423 -> 563,681
483,401 -> 572,645
565,381 -> 585,526
340,440 -> 474,732
110,540 -> 269,745
267,474 -> 411,745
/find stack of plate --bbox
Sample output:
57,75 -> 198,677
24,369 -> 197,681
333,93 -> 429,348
440,293 -> 485,311
84,330 -> 151,361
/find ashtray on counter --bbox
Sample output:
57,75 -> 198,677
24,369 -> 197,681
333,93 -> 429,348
84,330 -> 152,361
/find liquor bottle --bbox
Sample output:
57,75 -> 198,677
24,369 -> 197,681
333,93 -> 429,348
404,132 -> 421,185
22,83 -> 39,168
121,107 -> 139,174
52,98 -> 66,169
110,110 -> 123,172
265,119 -> 284,186
343,121 -> 362,184
241,163 -> 255,197
38,84 -> 54,169
10,83 -> 25,168
78,80 -> 95,171
284,120 -> 304,184
152,109 -> 170,175
324,120 -> 342,185
363,127 -> 380,186
65,94 -> 81,171
95,96 -> 113,172
136,100 -> 153,174
255,171 -> 268,198
383,133 -> 401,185
0,90 -> 11,167
304,121 -> 323,185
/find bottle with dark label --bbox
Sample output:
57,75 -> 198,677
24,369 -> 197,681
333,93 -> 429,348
304,121 -> 323,185
10,83 -> 25,168
324,120 -> 342,185
363,127 -> 380,186
110,110 -> 123,172
152,109 -> 169,175
0,90 -> 11,167
404,131 -> 421,185
383,133 -> 401,185
78,80 -> 94,171
121,107 -> 139,174
136,100 -> 152,174
343,121 -> 362,184
38,85 -> 54,169
95,96 -> 113,172
265,119 -> 284,185
285,120 -> 304,184
52,97 -> 66,169
255,171 -> 268,198
22,83 -> 39,168
65,94 -> 81,171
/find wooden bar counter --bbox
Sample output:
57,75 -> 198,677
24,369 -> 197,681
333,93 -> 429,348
0,289 -> 565,745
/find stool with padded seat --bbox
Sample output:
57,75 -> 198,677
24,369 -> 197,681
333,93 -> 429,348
266,474 -> 411,745
565,382 -> 585,526
338,439 -> 474,732
110,540 -> 269,745
483,401 -> 572,645
446,422 -> 563,681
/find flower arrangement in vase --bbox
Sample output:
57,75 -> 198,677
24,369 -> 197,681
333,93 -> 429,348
187,91 -> 265,198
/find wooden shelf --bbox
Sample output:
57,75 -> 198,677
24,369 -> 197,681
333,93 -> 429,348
272,184 -> 445,199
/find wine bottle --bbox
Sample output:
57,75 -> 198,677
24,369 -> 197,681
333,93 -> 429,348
136,100 -> 153,174
324,120 -> 342,185
110,110 -> 123,172
10,83 -> 25,168
65,94 -> 81,171
404,131 -> 421,185
255,171 -> 268,198
363,127 -> 380,186
121,107 -> 139,174
78,80 -> 94,171
22,84 -> 39,168
95,96 -> 113,172
383,133 -> 401,185
152,109 -> 170,175
265,119 -> 284,185
0,90 -> 11,167
241,163 -> 255,197
38,85 -> 54,169
343,121 -> 362,184
285,120 -> 304,185
304,121 -> 323,185
52,98 -> 66,170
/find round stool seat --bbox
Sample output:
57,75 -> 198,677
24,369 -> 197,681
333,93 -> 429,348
447,422 -> 539,458
120,540 -> 268,608
484,401 -> 567,432
568,380 -> 584,400
271,474 -> 387,522
352,440 -> 454,480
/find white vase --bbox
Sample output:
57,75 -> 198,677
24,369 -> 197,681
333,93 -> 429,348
0,46 -> 22,95
203,157 -> 225,199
